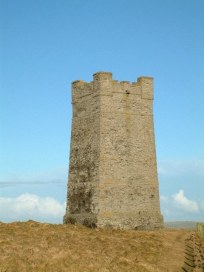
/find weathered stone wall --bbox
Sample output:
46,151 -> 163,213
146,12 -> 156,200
64,72 -> 163,229
64,80 -> 100,227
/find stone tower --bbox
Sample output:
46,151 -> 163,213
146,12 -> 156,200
64,72 -> 163,230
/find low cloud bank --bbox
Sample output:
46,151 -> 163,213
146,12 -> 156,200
1,190 -> 203,223
0,193 -> 66,223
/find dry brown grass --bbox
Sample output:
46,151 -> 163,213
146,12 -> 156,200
0,221 -> 194,271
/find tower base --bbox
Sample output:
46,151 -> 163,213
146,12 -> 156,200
63,212 -> 164,230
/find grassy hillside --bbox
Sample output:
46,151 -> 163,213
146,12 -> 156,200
0,221 -> 203,272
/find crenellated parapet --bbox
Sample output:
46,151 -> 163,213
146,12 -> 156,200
71,72 -> 153,102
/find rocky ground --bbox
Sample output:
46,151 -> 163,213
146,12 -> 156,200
0,221 -> 203,272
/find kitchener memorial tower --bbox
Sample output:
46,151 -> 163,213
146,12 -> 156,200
64,72 -> 163,230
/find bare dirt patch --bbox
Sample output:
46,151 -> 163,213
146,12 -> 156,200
0,221 -> 203,271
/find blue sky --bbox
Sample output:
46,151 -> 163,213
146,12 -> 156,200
0,0 -> 204,223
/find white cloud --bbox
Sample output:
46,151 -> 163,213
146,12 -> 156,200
160,190 -> 204,221
172,190 -> 199,213
0,193 -> 66,223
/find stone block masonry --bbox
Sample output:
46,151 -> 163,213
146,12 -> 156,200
64,72 -> 164,230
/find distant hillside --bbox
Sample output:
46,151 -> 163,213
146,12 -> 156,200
165,221 -> 199,229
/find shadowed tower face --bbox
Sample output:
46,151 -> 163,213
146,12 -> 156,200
64,72 -> 163,230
